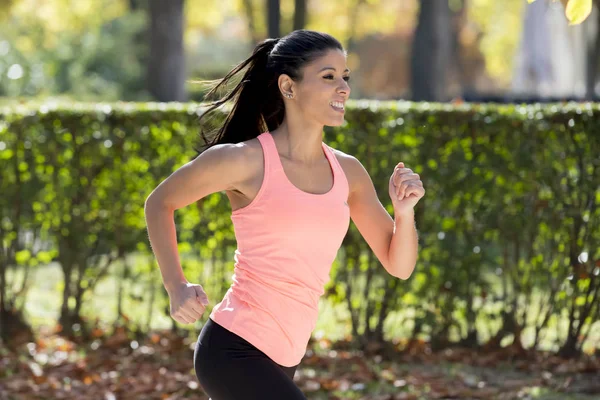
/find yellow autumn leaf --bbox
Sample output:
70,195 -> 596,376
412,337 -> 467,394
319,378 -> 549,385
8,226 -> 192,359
564,0 -> 593,24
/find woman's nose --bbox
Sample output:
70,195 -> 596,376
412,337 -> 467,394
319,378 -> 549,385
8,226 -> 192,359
338,81 -> 350,95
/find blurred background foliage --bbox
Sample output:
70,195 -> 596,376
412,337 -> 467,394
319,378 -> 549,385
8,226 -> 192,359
1,102 -> 598,361
0,1 -> 599,398
1,0 -> 598,104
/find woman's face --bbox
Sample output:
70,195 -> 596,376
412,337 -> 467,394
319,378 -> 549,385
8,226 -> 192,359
285,49 -> 351,127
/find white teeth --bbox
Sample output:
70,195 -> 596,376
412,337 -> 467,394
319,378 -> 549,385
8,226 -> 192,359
330,101 -> 344,110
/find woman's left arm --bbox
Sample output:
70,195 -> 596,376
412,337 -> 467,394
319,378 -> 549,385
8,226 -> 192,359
344,156 -> 425,279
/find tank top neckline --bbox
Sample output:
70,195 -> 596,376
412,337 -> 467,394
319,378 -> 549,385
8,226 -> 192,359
264,131 -> 337,197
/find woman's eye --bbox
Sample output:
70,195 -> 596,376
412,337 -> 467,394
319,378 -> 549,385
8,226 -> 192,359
323,75 -> 351,82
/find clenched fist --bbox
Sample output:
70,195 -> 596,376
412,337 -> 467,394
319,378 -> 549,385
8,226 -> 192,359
167,282 -> 210,324
388,162 -> 425,215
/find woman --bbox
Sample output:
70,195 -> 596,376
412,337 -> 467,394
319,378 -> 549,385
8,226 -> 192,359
144,30 -> 425,399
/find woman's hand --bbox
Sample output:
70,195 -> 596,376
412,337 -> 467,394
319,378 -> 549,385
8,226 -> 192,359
167,282 -> 210,324
388,162 -> 425,216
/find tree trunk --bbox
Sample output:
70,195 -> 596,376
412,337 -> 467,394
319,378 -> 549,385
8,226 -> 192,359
558,334 -> 581,358
585,5 -> 600,100
60,266 -> 73,324
450,0 -> 468,97
58,253 -> 82,330
293,0 -> 307,31
73,285 -> 85,321
462,292 -> 479,347
0,308 -> 34,347
0,250 -> 6,340
0,237 -> 5,315
116,252 -> 129,325
148,0 -> 186,101
267,0 -> 281,38
341,247 -> 361,340
374,278 -> 398,343
410,0 -> 452,101
146,270 -> 156,332
128,0 -> 150,91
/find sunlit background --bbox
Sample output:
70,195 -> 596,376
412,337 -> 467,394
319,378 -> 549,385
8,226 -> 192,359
1,0 -> 598,104
1,1 -> 599,399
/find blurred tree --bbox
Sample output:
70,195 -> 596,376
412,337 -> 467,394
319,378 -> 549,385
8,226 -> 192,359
309,0 -> 401,47
515,0 -> 599,100
148,0 -> 186,101
0,0 -> 148,100
410,0 -> 452,101
235,0 -> 305,42
449,0 -> 469,98
585,3 -> 600,99
525,0 -> 600,100
186,0 -> 407,87
268,0 -> 281,37
238,0 -> 401,47
293,0 -> 307,30
126,0 -> 150,94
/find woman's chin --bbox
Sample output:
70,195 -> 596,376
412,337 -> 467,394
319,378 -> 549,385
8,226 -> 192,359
324,116 -> 345,127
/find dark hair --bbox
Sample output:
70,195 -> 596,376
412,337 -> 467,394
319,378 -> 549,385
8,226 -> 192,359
194,30 -> 344,155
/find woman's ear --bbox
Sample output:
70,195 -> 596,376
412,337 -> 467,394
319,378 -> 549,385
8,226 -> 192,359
278,74 -> 295,98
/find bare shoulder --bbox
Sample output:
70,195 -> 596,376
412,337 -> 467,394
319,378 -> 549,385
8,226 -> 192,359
329,147 -> 371,193
329,147 -> 358,167
200,137 -> 261,164
197,137 -> 262,177
145,136 -> 265,210
233,136 -> 264,175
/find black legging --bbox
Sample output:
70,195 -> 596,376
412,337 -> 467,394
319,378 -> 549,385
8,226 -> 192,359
194,317 -> 307,399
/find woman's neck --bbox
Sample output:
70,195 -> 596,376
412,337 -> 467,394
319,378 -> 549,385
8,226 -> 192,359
271,118 -> 325,164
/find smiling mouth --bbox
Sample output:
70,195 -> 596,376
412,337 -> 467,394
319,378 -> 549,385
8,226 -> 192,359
330,101 -> 345,112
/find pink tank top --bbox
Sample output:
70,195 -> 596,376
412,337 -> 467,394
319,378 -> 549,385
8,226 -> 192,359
209,131 -> 350,367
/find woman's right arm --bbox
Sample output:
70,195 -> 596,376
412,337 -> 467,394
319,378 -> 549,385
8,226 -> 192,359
144,143 -> 250,323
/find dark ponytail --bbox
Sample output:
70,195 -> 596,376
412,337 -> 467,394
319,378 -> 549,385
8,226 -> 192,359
194,30 -> 344,155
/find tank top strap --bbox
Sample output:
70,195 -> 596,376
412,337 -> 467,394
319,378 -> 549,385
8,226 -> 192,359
256,132 -> 279,175
322,143 -> 350,198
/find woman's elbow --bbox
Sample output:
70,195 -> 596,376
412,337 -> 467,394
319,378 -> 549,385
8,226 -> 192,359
144,192 -> 169,214
389,262 -> 416,280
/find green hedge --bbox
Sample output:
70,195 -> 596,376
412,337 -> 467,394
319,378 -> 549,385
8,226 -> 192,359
1,101 -> 599,357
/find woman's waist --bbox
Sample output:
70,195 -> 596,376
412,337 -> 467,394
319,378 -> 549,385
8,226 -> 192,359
232,255 -> 332,293
233,262 -> 325,298
229,277 -> 320,315
211,289 -> 319,342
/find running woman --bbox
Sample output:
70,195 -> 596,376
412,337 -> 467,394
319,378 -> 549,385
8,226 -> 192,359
144,30 -> 425,400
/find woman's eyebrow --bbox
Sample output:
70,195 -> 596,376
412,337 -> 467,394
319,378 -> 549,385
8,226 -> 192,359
318,67 -> 351,73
